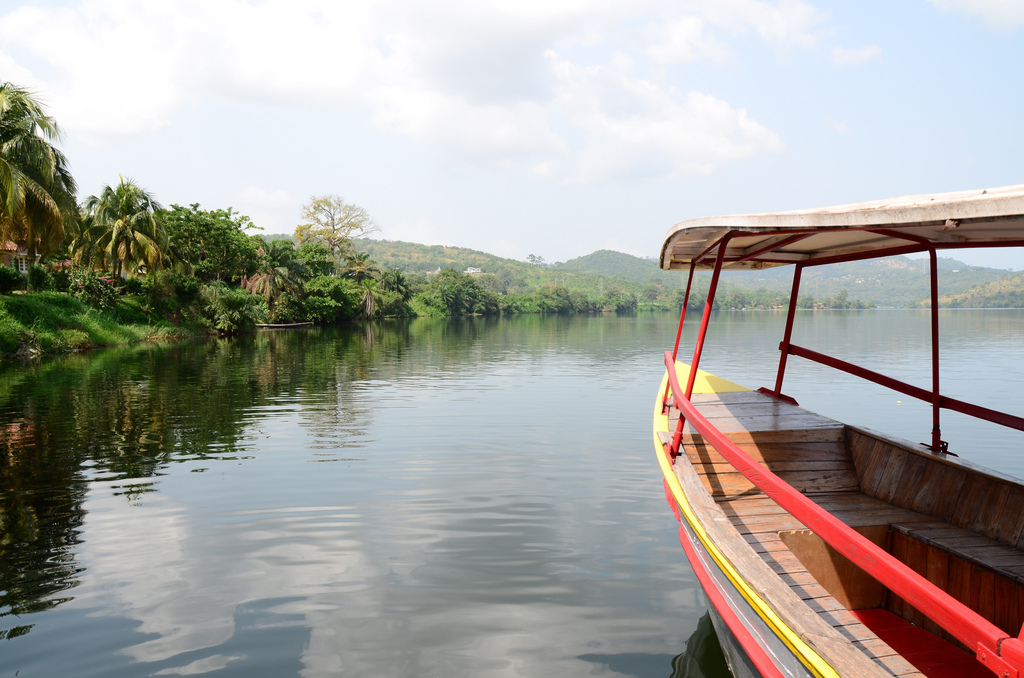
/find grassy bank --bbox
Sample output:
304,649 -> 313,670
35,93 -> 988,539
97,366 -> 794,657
0,292 -> 201,357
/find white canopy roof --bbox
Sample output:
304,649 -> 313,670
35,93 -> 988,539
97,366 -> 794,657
659,184 -> 1024,271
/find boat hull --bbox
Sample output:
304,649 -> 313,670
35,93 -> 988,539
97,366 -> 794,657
654,363 -> 837,678
680,512 -> 812,678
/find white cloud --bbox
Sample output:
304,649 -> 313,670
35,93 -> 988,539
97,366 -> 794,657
697,0 -> 829,49
547,52 -> 783,182
832,44 -> 881,66
0,50 -> 37,86
0,0 -> 807,181
927,0 -> 1024,29
643,16 -> 732,64
0,4 -> 189,139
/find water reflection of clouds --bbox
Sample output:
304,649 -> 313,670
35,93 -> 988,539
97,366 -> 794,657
71,473 -> 697,677
71,490 -> 380,672
45,317 -> 708,676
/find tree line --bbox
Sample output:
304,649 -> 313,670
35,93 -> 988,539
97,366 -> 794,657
0,80 -> 870,351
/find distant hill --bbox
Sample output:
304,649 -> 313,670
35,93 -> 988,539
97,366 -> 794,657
557,250 -> 681,286
555,249 -> 1017,308
721,256 -> 1017,308
932,272 -> 1024,308
354,239 -> 523,275
350,238 -> 1021,308
353,238 -> 656,298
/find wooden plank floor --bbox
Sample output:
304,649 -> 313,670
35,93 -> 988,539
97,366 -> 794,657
722,493 -> 933,677
673,391 -> 929,676
670,389 -> 1024,675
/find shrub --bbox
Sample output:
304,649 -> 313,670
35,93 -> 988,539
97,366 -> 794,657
142,271 -> 173,311
270,292 -> 305,323
69,269 -> 121,309
417,268 -> 496,315
376,289 -> 413,317
198,284 -> 262,334
28,264 -> 53,291
170,273 -> 201,303
121,277 -> 144,295
304,276 -> 360,322
50,267 -> 71,292
0,265 -> 24,294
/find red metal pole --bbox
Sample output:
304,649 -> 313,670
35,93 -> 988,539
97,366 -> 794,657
929,248 -> 943,452
685,235 -> 730,400
664,261 -> 699,409
662,351 -> 1016,667
672,261 -> 697,363
782,343 -> 1024,431
773,263 -> 803,397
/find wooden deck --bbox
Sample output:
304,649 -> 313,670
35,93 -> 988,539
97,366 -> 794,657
667,390 -> 1024,677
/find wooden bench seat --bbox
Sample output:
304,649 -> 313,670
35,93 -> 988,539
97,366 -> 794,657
667,388 -> 1024,674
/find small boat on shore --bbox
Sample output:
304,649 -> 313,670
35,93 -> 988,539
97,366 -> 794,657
653,185 -> 1024,678
255,321 -> 315,329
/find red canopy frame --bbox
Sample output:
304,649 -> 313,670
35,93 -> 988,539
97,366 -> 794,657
661,231 -> 1024,676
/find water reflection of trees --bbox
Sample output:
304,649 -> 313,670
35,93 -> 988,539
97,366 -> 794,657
0,324 -> 398,640
0,313 -> 671,641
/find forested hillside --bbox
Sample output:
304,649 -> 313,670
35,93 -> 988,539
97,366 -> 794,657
557,250 -> 679,286
556,249 -> 1018,307
353,239 -> 871,310
932,273 -> 1024,308
355,239 -> 662,299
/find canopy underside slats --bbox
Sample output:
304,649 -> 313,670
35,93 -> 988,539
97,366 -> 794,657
660,185 -> 1024,270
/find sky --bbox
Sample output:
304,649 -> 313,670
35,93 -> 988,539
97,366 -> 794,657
1,0 -> 1022,269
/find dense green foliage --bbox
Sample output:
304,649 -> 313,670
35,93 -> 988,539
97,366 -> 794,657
0,265 -> 24,294
197,284 -> 263,333
296,241 -> 336,278
304,276 -> 361,322
162,204 -> 261,282
415,268 -> 497,315
68,269 -> 122,309
27,264 -> 52,291
559,249 -> 678,285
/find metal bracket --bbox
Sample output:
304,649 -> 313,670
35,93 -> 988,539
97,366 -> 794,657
755,387 -> 799,406
977,643 -> 1019,678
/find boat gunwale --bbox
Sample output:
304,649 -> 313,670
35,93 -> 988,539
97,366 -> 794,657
658,355 -> 1024,677
655,185 -> 1024,677
654,368 -> 905,678
653,369 -> 856,678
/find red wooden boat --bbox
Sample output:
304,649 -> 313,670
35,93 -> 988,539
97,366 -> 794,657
653,185 -> 1024,678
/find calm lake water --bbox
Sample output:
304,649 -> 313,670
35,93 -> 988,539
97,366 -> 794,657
1,310 -> 1021,677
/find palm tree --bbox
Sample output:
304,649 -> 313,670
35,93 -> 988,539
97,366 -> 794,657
344,251 -> 380,283
359,278 -> 382,319
241,238 -> 308,317
379,267 -> 411,301
0,82 -> 78,258
76,177 -> 168,277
